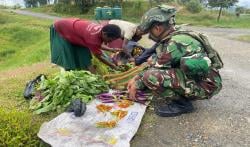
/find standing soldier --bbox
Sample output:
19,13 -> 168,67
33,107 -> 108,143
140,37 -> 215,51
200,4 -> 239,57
127,5 -> 223,117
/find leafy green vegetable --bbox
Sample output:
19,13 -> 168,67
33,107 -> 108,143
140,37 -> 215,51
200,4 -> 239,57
108,63 -> 134,74
30,70 -> 108,114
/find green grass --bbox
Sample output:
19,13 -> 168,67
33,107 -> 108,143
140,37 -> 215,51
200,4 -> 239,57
25,3 -> 250,28
236,35 -> 250,42
24,2 -> 156,22
0,10 -> 108,74
24,5 -> 54,13
0,108 -> 44,146
177,8 -> 250,28
0,10 -> 52,71
0,62 -> 59,146
24,5 -> 92,19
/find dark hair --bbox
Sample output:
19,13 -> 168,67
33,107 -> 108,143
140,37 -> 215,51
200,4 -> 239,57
131,34 -> 142,42
102,24 -> 121,39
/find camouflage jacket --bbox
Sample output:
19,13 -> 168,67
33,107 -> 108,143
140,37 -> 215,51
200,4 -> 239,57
150,31 -> 212,78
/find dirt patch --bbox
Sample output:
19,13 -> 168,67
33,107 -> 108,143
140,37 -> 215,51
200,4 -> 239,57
0,61 -> 59,81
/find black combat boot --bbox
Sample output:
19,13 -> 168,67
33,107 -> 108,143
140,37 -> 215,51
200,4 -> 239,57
66,99 -> 87,117
154,97 -> 194,117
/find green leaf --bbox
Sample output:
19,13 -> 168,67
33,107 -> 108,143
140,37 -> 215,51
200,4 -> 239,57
30,70 -> 108,114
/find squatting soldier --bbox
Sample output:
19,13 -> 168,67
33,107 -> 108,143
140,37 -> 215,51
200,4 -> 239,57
127,5 -> 223,117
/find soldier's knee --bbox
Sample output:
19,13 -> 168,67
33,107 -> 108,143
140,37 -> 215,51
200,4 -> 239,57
142,70 -> 164,91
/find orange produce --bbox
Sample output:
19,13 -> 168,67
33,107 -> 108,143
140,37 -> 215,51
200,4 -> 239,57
96,104 -> 112,112
96,120 -> 117,128
111,110 -> 128,120
117,100 -> 133,108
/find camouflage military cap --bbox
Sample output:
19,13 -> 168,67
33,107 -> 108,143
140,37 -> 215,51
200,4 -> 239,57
139,5 -> 176,32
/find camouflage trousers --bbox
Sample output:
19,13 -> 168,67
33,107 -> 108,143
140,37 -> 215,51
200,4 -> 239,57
135,68 -> 222,100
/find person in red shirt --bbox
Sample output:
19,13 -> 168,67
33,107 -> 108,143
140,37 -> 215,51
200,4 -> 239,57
50,18 -> 122,71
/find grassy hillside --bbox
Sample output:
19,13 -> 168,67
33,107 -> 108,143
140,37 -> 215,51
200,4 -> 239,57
236,35 -> 250,42
0,10 -> 52,71
0,11 -> 59,146
177,8 -> 250,28
25,2 -> 250,28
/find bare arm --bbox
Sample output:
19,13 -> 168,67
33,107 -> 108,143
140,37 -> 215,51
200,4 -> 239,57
94,54 -> 117,69
122,38 -> 133,58
101,43 -> 115,52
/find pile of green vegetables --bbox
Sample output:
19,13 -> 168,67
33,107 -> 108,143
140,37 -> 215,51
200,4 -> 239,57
108,63 -> 134,74
30,70 -> 108,114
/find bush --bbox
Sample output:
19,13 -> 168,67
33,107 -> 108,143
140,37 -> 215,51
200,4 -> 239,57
53,3 -> 82,14
186,0 -> 202,13
0,108 -> 41,146
24,0 -> 47,7
13,4 -> 22,9
235,6 -> 244,14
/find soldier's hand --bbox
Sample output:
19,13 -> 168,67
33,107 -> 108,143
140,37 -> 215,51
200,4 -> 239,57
127,79 -> 137,100
147,56 -> 153,65
128,58 -> 135,62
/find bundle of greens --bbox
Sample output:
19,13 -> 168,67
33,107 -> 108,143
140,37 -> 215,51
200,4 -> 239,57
108,63 -> 134,74
30,70 -> 108,114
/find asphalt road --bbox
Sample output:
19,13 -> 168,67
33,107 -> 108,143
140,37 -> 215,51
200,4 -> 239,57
6,9 -> 250,147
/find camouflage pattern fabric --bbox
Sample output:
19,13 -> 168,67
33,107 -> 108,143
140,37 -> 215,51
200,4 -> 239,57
135,33 -> 222,100
139,5 -> 176,32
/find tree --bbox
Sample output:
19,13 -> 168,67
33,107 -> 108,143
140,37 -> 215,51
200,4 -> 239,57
208,0 -> 238,22
24,0 -> 37,7
186,0 -> 202,13
235,6 -> 245,14
74,0 -> 98,13
177,0 -> 190,4
199,0 -> 207,4
38,0 -> 48,5
24,0 -> 47,7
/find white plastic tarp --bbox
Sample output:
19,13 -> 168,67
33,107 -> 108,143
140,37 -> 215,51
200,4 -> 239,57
38,99 -> 147,147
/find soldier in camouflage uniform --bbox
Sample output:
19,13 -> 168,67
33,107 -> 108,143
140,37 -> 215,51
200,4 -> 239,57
127,5 -> 222,117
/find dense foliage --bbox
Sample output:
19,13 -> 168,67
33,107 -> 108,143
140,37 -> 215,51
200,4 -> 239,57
30,70 -> 109,114
208,0 -> 238,21
24,0 -> 48,7
0,108 -> 41,146
186,0 -> 202,13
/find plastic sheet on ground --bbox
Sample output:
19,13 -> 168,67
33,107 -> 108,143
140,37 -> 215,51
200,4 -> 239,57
38,99 -> 147,147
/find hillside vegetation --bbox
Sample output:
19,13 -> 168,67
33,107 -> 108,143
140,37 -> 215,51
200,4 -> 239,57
0,11 -> 52,71
0,11 -> 60,146
26,2 -> 250,28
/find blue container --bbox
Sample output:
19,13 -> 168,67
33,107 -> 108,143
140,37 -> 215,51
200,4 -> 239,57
113,6 -> 122,19
101,6 -> 113,20
94,7 -> 102,20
